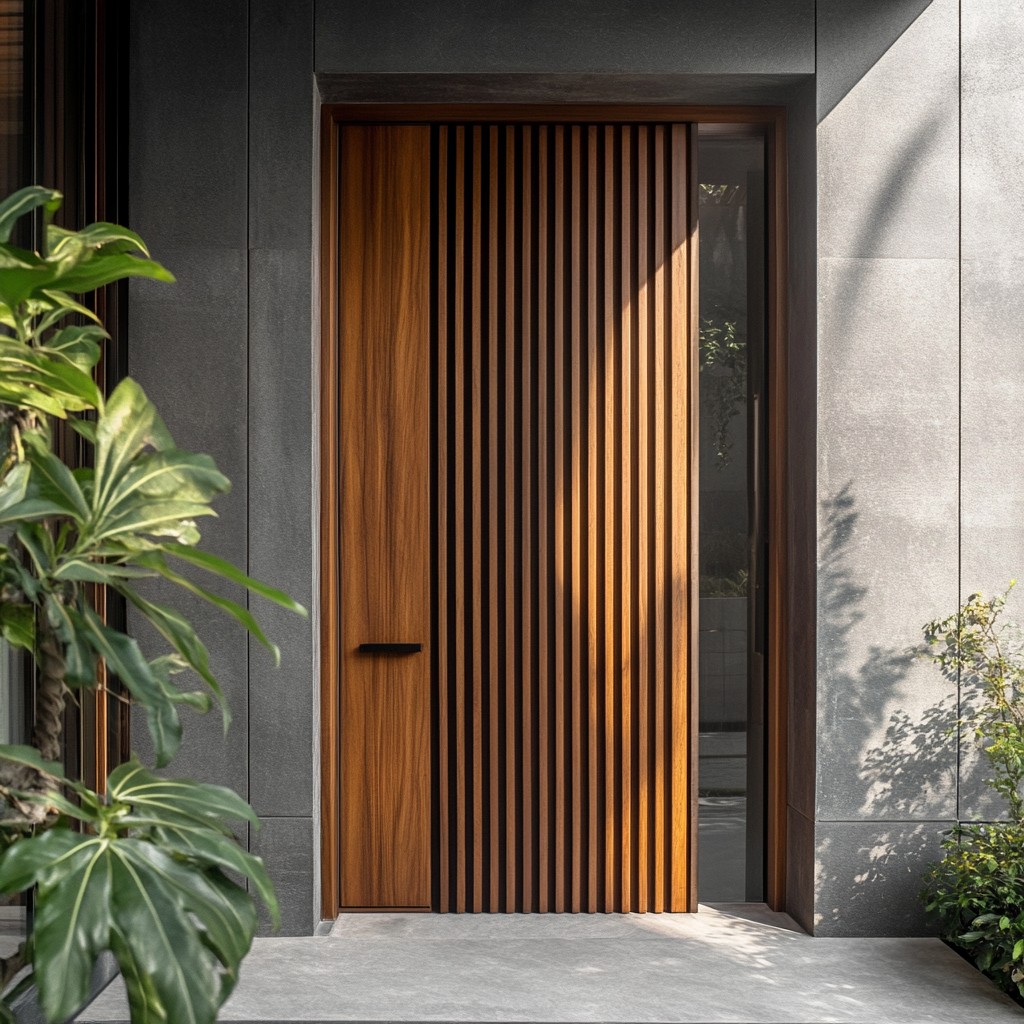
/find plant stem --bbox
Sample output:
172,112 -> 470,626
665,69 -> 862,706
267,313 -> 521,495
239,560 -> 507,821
32,606 -> 66,764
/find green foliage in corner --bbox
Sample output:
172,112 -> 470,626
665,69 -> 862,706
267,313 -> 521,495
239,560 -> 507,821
0,186 -> 305,1024
921,587 -> 1024,1001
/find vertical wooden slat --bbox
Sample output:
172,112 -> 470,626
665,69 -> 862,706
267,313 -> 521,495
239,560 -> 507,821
488,124 -> 501,913
635,125 -> 650,913
652,125 -> 668,914
453,126 -> 468,914
669,124 -> 690,912
552,125 -> 567,913
586,125 -> 600,915
602,124 -> 618,912
521,126 -> 534,914
504,124 -> 518,914
569,124 -> 583,914
619,125 -> 633,911
536,125 -> 551,914
436,125 -> 451,913
429,118 -> 693,915
470,124 -> 484,914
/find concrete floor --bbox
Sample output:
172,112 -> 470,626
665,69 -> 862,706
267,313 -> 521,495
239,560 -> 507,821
78,906 -> 1023,1023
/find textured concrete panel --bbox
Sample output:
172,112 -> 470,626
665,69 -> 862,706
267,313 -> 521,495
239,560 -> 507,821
813,821 -> 949,937
247,248 -> 315,817
816,258 -> 959,821
816,1 -> 935,120
960,0 -> 1024,823
126,245 -> 250,798
129,0 -> 247,248
251,817 -> 316,937
250,0 -> 314,251
962,1 -> 1024,261
314,0 -> 814,76
958,257 -> 1024,821
817,0 -> 957,260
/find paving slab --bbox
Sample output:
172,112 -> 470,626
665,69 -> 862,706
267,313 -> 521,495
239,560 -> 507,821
77,906 -> 1022,1023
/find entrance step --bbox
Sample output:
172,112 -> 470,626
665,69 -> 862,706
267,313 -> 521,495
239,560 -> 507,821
77,905 -> 1020,1023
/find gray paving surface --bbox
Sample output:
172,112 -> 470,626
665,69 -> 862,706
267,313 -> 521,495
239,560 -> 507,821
78,906 -> 1022,1023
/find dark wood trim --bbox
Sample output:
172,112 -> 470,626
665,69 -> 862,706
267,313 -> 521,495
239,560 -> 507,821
318,103 -> 790,917
685,121 -> 700,914
318,109 -> 341,920
324,103 -> 786,126
765,110 -> 789,911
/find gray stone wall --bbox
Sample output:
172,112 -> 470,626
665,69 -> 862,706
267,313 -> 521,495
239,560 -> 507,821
126,0 -> 1024,937
815,0 -> 960,936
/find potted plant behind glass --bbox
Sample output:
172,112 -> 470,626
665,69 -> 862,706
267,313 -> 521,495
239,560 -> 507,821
0,186 -> 306,1024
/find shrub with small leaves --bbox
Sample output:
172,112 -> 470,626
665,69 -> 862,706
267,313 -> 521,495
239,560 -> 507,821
920,586 -> 1024,1001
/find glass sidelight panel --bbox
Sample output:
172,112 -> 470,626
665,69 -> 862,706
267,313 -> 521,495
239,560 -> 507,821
696,130 -> 767,903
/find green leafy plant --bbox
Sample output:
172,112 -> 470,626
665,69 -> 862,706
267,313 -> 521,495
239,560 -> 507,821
921,586 -> 1024,1001
698,315 -> 745,466
0,186 -> 306,1024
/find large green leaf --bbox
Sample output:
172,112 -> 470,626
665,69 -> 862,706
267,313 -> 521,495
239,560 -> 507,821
107,762 -> 258,833
50,253 -> 174,295
0,186 -> 61,244
106,450 -> 229,511
0,825 -> 252,1024
138,553 -> 280,664
43,324 -> 106,372
0,604 -> 33,652
117,586 -> 226,716
164,543 -> 308,617
0,338 -> 103,401
74,604 -> 181,767
93,378 -> 174,513
45,594 -> 97,686
22,430 -> 90,521
46,222 -> 152,261
151,824 -> 279,927
0,744 -> 64,780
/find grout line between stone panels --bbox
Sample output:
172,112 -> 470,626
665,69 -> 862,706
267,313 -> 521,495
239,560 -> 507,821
246,0 -> 252,839
955,0 -> 962,827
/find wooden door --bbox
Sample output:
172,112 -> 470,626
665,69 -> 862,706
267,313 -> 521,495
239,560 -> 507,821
338,121 -> 696,913
339,125 -> 432,910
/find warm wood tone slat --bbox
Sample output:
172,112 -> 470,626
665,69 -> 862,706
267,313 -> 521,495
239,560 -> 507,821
652,124 -> 668,913
488,124 -> 502,914
619,124 -> 633,912
453,126 -> 468,914
504,124 -> 518,914
585,125 -> 600,915
669,124 -> 691,911
338,125 -> 431,910
520,125 -> 535,915
602,125 -> 618,912
430,119 -> 693,914
569,124 -> 584,915
436,125 -> 451,914
636,125 -> 650,914
470,123 -> 484,914
536,125 -> 551,914
552,124 -> 567,913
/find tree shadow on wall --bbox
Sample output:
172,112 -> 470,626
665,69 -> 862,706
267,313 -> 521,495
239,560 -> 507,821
814,483 -> 955,935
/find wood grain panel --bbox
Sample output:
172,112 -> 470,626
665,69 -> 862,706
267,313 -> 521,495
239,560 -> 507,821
432,121 -> 693,912
339,124 -> 431,910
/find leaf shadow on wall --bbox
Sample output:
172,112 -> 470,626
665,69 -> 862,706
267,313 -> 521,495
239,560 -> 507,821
814,482 -> 955,935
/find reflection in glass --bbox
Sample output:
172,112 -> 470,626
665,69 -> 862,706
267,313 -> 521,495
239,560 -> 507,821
697,133 -> 767,903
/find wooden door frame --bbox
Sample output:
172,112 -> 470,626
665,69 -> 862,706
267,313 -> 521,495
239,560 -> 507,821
319,103 -> 788,918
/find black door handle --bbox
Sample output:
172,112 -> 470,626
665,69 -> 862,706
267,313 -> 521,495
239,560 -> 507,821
357,642 -> 423,655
